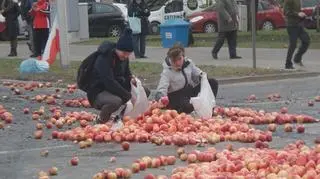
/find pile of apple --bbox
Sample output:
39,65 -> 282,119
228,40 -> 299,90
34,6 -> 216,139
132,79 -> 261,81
50,107 -> 274,149
213,106 -> 318,125
169,140 -> 320,178
2,81 -> 53,91
63,98 -> 91,108
0,104 -> 13,128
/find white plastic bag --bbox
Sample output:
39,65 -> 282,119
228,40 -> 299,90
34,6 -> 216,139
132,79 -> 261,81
124,77 -> 149,118
190,73 -> 216,119
0,14 -> 5,23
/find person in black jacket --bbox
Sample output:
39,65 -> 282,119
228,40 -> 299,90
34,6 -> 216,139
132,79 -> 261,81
1,0 -> 20,56
87,28 -> 150,124
128,0 -> 150,58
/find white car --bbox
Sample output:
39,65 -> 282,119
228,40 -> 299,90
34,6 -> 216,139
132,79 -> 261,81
113,3 -> 128,22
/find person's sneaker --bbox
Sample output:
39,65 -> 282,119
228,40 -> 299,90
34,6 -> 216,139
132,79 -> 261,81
111,120 -> 124,131
140,55 -> 148,58
212,52 -> 218,59
230,56 -> 242,59
284,66 -> 296,71
294,61 -> 304,67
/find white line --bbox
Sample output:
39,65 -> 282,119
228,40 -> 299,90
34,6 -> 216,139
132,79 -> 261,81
0,145 -> 73,155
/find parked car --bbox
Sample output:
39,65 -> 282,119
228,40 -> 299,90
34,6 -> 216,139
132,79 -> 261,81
87,2 -> 126,37
188,0 -> 285,33
301,0 -> 320,29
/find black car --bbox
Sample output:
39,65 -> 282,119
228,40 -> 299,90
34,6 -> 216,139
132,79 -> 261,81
87,2 -> 126,37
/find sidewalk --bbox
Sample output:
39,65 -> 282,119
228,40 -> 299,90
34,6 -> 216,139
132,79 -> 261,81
0,42 -> 319,72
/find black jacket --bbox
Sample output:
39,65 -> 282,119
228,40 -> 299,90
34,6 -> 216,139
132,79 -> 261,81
87,41 -> 132,105
1,0 -> 20,38
128,0 -> 150,35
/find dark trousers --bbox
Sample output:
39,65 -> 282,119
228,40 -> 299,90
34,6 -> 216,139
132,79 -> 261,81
93,87 -> 150,122
34,28 -> 49,56
168,78 -> 219,114
212,30 -> 238,58
285,26 -> 310,67
132,34 -> 147,57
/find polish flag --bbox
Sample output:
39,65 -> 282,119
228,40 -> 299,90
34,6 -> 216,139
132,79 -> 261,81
41,15 -> 60,65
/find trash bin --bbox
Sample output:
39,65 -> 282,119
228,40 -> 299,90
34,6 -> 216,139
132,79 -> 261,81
160,19 -> 190,48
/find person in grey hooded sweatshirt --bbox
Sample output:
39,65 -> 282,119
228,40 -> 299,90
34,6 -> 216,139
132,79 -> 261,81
155,44 -> 219,114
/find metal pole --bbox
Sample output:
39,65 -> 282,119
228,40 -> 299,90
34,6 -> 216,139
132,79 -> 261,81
57,0 -> 70,68
317,6 -> 320,32
251,0 -> 256,69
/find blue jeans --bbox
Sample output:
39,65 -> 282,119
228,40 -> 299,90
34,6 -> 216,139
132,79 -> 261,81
285,26 -> 310,67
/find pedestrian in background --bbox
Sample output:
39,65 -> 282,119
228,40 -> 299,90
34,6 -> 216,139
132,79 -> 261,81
283,0 -> 310,69
29,0 -> 49,57
211,0 -> 241,60
1,0 -> 20,57
21,0 -> 36,55
128,0 -> 150,58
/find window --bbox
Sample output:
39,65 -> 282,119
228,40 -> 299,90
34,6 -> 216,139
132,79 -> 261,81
261,1 -> 273,10
95,3 -> 116,13
165,0 -> 183,13
302,0 -> 318,8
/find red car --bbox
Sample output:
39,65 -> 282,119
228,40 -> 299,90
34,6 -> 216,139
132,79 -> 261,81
188,0 -> 286,33
301,0 -> 320,29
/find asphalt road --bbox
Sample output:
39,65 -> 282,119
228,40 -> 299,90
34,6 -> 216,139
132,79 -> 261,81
0,77 -> 319,179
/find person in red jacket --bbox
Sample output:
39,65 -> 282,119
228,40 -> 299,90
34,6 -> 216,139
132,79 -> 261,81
29,0 -> 49,57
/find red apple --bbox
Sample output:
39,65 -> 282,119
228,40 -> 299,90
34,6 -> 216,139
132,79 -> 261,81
268,123 -> 277,132
144,174 -> 156,179
23,108 -> 30,114
187,154 -> 197,163
280,107 -> 288,114
48,167 -> 58,176
308,100 -> 315,107
160,96 -> 169,106
109,156 -> 116,163
34,130 -> 43,139
284,123 -> 293,132
167,156 -> 176,165
297,124 -> 305,133
70,157 -> 79,166
131,162 -> 140,173
121,142 -> 130,151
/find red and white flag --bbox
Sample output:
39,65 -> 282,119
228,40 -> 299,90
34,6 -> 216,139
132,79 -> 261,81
41,15 -> 60,65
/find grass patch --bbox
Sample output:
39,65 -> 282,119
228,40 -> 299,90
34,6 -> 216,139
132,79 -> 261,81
75,29 -> 320,49
0,58 -> 288,88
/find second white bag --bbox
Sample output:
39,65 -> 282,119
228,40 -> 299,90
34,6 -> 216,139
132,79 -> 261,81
124,78 -> 149,118
190,73 -> 216,119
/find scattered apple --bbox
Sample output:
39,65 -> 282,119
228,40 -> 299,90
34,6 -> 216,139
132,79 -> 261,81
121,142 -> 130,151
48,167 -> 58,176
70,157 -> 79,166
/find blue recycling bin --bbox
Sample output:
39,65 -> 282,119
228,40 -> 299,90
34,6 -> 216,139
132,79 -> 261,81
160,19 -> 190,48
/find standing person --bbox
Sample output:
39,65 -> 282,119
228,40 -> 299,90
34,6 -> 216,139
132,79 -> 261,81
21,0 -> 35,55
29,0 -> 50,57
155,43 -> 219,114
128,0 -> 150,58
1,0 -> 20,56
283,0 -> 310,69
211,0 -> 241,60
85,28 -> 150,124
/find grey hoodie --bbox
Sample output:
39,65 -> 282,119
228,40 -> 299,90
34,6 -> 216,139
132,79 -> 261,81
155,57 -> 202,100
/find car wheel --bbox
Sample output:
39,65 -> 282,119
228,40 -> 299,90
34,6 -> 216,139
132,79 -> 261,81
150,22 -> 160,35
108,25 -> 122,37
262,21 -> 274,31
203,22 -> 217,33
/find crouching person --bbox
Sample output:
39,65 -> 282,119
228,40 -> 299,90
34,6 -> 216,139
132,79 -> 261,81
86,28 -> 150,124
155,44 -> 218,114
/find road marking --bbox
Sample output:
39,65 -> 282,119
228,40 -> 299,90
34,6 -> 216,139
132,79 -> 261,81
0,145 -> 73,155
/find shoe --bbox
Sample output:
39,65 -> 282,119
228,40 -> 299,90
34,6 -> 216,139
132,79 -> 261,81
8,53 -> 17,57
111,120 -> 124,131
212,52 -> 218,59
284,66 -> 296,71
230,56 -> 242,59
30,54 -> 38,58
294,61 -> 304,67
140,55 -> 147,58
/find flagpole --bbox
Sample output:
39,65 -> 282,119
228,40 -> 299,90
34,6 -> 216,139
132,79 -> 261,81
56,0 -> 70,68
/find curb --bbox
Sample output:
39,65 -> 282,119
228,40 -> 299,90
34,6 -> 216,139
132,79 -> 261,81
217,71 -> 320,85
